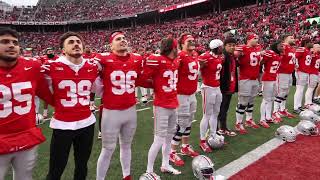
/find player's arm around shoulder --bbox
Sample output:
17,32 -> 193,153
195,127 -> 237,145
138,54 -> 160,88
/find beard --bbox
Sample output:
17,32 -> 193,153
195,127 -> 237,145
0,54 -> 18,62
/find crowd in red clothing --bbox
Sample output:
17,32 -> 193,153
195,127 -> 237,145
0,0 -> 191,22
18,0 -> 320,55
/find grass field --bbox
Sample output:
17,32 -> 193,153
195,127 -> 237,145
5,87 -> 300,180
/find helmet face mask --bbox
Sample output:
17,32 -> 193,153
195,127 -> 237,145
192,155 -> 215,180
297,120 -> 319,136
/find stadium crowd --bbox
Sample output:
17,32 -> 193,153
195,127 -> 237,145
17,0 -> 320,55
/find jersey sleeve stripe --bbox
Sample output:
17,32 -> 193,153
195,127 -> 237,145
146,59 -> 158,63
146,63 -> 159,66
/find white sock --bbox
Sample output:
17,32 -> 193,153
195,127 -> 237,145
294,85 -> 305,110
120,143 -> 131,177
141,88 -> 148,97
260,99 -> 266,121
135,87 -> 139,98
273,100 -> 280,113
43,109 -> 48,116
266,100 -> 273,120
305,87 -> 314,105
97,147 -> 116,180
35,97 -> 40,113
161,135 -> 173,167
245,112 -> 253,121
147,135 -> 165,173
200,114 -> 209,140
208,114 -> 218,137
280,100 -> 286,111
236,110 -> 245,124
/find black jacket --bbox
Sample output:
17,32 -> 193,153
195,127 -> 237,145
220,49 -> 238,94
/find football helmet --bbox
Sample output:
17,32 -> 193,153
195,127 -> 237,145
299,109 -> 320,124
192,155 -> 215,180
275,125 -> 297,142
139,173 -> 161,180
207,134 -> 224,149
297,120 -> 319,136
306,104 -> 320,115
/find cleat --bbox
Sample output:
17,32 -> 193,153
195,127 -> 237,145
160,165 -> 181,175
279,109 -> 295,118
123,175 -> 131,180
223,129 -> 237,137
293,108 -> 303,115
235,123 -> 248,134
180,145 -> 199,157
245,119 -> 260,129
169,152 -> 185,166
272,112 -> 282,122
259,120 -> 270,128
217,129 -> 225,135
266,119 -> 275,124
200,140 -> 212,153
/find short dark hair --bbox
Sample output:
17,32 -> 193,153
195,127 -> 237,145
301,38 -> 311,47
160,37 -> 176,56
270,40 -> 282,54
281,34 -> 292,42
0,28 -> 19,39
224,37 -> 237,46
59,32 -> 84,49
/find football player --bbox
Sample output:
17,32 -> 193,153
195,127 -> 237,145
198,39 -> 224,152
273,34 -> 296,120
304,43 -> 320,108
95,31 -> 143,180
293,39 -> 314,113
43,32 -> 99,180
234,34 -> 262,134
260,41 -> 283,127
170,33 -> 199,166
141,37 -> 181,177
0,28 -> 53,180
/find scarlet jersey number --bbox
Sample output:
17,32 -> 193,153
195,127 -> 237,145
163,70 -> 178,92
0,82 -> 32,118
110,71 -> 137,95
58,80 -> 92,107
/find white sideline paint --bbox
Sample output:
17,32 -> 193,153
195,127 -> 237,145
215,138 -> 285,179
137,107 -> 151,112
